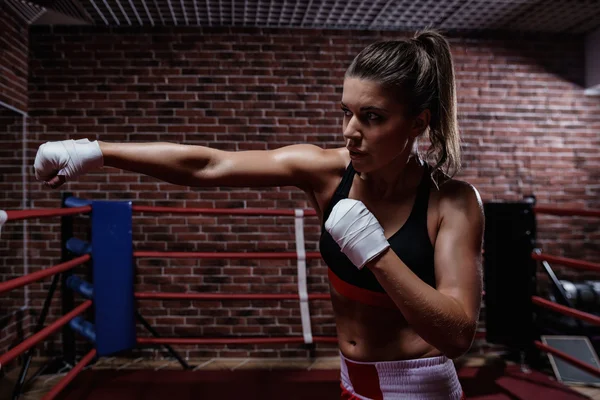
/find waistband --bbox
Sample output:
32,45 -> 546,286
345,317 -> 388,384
340,352 -> 463,400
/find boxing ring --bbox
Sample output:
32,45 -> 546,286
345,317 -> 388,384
1,197 -> 599,399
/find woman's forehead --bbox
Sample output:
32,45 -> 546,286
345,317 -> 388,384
342,78 -> 401,109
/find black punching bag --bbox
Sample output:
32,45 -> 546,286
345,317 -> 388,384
483,201 -> 537,350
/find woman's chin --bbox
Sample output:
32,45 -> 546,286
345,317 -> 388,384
349,153 -> 370,168
351,160 -> 373,174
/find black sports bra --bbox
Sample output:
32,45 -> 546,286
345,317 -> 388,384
319,163 -> 436,309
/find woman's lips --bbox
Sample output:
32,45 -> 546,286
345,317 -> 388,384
348,149 -> 367,159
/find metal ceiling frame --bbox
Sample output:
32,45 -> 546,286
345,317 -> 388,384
4,0 -> 600,34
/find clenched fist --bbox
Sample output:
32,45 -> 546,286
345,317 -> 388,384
325,198 -> 390,269
34,139 -> 103,188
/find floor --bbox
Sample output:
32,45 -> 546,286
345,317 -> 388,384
2,353 -> 600,400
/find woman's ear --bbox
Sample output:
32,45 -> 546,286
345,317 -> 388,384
411,109 -> 431,139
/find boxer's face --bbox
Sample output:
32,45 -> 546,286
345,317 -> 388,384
341,78 -> 425,173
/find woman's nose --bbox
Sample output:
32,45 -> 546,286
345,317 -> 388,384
342,116 -> 361,142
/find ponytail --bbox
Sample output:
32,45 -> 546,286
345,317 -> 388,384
414,30 -> 461,178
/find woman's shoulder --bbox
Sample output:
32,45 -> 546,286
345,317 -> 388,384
280,144 -> 348,191
282,144 -> 347,167
434,174 -> 484,221
292,144 -> 347,171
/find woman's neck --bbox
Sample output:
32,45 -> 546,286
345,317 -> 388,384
359,154 -> 423,201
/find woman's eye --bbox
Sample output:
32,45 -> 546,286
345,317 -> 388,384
341,109 -> 352,117
366,112 -> 380,121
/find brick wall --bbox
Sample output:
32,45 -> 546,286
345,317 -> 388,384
0,109 -> 33,366
2,25 -> 598,363
0,0 -> 31,363
0,4 -> 33,370
0,1 -> 29,112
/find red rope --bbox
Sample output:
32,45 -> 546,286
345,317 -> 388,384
138,336 -> 338,345
532,296 -> 600,325
0,301 -> 92,367
135,292 -> 331,300
133,205 -> 318,217
531,252 -> 600,273
534,206 -> 600,218
5,206 -> 92,221
134,251 -> 322,260
535,341 -> 600,378
42,349 -> 97,400
0,255 -> 90,295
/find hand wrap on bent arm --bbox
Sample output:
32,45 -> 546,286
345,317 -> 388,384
324,198 -> 390,269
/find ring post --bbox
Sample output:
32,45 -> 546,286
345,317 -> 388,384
92,200 -> 136,356
61,192 -> 76,366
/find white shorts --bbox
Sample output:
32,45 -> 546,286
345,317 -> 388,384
340,352 -> 464,400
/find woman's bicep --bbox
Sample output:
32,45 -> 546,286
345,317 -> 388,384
433,182 -> 484,322
197,144 -> 337,189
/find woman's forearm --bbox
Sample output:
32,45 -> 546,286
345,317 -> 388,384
368,250 -> 476,358
99,141 -> 216,186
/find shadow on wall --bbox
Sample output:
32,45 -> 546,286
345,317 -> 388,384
452,30 -> 586,88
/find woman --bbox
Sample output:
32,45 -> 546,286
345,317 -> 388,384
34,30 -> 483,399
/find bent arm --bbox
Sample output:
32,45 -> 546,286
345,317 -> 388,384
367,182 -> 484,358
100,141 -> 334,190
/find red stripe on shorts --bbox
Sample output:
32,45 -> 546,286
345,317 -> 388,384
344,357 -> 384,400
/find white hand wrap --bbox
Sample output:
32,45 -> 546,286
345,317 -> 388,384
34,139 -> 103,182
325,198 -> 390,269
0,210 -> 7,236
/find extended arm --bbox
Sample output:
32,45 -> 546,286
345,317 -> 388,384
34,139 -> 340,193
100,141 -> 326,189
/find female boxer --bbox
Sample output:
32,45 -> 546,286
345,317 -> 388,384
34,30 -> 482,399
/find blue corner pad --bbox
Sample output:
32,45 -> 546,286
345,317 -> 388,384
66,237 -> 92,255
91,200 -> 136,356
69,316 -> 97,344
66,275 -> 94,299
64,196 -> 93,208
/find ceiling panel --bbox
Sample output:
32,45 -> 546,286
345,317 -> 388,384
8,0 -> 600,34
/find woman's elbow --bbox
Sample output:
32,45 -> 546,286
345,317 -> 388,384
444,324 -> 477,359
444,339 -> 473,359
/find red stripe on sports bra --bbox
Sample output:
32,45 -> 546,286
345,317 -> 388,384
328,269 -> 398,310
